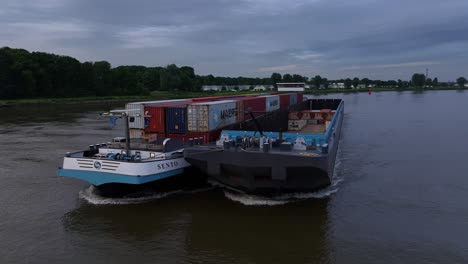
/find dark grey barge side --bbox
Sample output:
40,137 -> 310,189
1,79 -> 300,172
184,98 -> 344,195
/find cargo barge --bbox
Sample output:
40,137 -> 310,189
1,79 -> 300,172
184,98 -> 344,195
58,92 -> 306,197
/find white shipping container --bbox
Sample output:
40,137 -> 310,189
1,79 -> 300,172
125,99 -> 192,129
188,100 -> 239,132
126,103 -> 145,129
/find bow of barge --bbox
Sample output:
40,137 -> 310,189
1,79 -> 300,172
184,98 -> 344,195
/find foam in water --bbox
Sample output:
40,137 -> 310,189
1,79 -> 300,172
78,186 -> 182,205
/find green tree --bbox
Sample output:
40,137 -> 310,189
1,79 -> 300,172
93,61 -> 112,96
344,78 -> 352,89
271,73 -> 282,87
425,78 -> 433,87
361,78 -> 370,88
282,74 -> 293,82
312,75 -> 322,89
433,77 -> 438,87
352,77 -> 360,88
322,78 -> 328,89
411,73 -> 426,87
456,77 -> 467,88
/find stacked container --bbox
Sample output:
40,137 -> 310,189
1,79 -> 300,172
125,99 -> 192,129
289,93 -> 298,106
297,92 -> 304,103
243,96 -> 266,120
144,102 -> 189,133
261,95 -> 280,112
279,94 -> 291,109
187,100 -> 239,132
167,129 -> 223,144
165,106 -> 188,134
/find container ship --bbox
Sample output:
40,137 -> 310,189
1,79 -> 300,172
58,94 -> 291,196
184,97 -> 344,195
58,91 -> 342,197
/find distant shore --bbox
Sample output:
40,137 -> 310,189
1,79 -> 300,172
0,87 -> 466,106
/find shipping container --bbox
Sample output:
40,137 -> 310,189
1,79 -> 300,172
129,129 -> 144,139
260,95 -> 280,112
297,92 -> 304,103
243,96 -> 266,120
192,95 -> 251,102
167,129 -> 222,144
126,99 -> 192,129
166,106 -> 188,134
289,93 -> 298,106
187,100 -> 239,132
235,99 -> 244,123
279,94 -> 291,110
126,103 -> 145,129
144,102 -> 189,133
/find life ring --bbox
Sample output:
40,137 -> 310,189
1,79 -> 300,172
134,154 -> 141,161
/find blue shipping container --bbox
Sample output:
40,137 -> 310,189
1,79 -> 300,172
290,93 -> 298,105
263,95 -> 280,112
166,106 -> 188,134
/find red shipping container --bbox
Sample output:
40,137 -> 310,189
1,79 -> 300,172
144,102 -> 188,133
167,129 -> 222,144
192,96 -> 230,102
242,96 -> 266,120
297,92 -> 304,103
279,94 -> 290,110
236,100 -> 244,123
192,95 -> 251,102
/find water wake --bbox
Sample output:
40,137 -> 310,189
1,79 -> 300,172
78,185 -> 182,205
222,183 -> 340,206
222,139 -> 346,206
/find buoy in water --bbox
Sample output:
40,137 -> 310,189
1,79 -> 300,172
368,90 -> 372,95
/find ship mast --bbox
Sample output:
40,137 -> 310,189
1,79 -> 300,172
124,112 -> 131,155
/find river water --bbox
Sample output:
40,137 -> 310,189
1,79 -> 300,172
1,91 -> 468,263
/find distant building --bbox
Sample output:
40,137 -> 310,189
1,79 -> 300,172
329,83 -> 345,89
253,85 -> 266,91
356,84 -> 366,89
464,83 -> 468,88
201,85 -> 254,91
201,85 -> 224,91
276,83 -> 305,92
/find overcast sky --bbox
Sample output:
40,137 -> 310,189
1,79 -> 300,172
1,0 -> 467,80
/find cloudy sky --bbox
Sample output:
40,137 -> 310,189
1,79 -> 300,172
1,0 -> 467,80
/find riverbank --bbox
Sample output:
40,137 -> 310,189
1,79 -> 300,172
305,86 -> 467,95
0,91 -> 256,106
1,87 -> 466,106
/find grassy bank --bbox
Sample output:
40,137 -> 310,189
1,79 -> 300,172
1,87 -> 466,106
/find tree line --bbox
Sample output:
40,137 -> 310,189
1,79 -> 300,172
0,47 -> 467,99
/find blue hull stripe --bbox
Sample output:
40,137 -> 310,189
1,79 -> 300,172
57,168 -> 184,186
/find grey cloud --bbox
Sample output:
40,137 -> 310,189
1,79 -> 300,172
1,0 -> 467,80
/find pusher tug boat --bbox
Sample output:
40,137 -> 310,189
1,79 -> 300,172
57,109 -> 191,197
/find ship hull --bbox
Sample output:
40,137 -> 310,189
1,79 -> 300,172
91,167 -> 208,197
